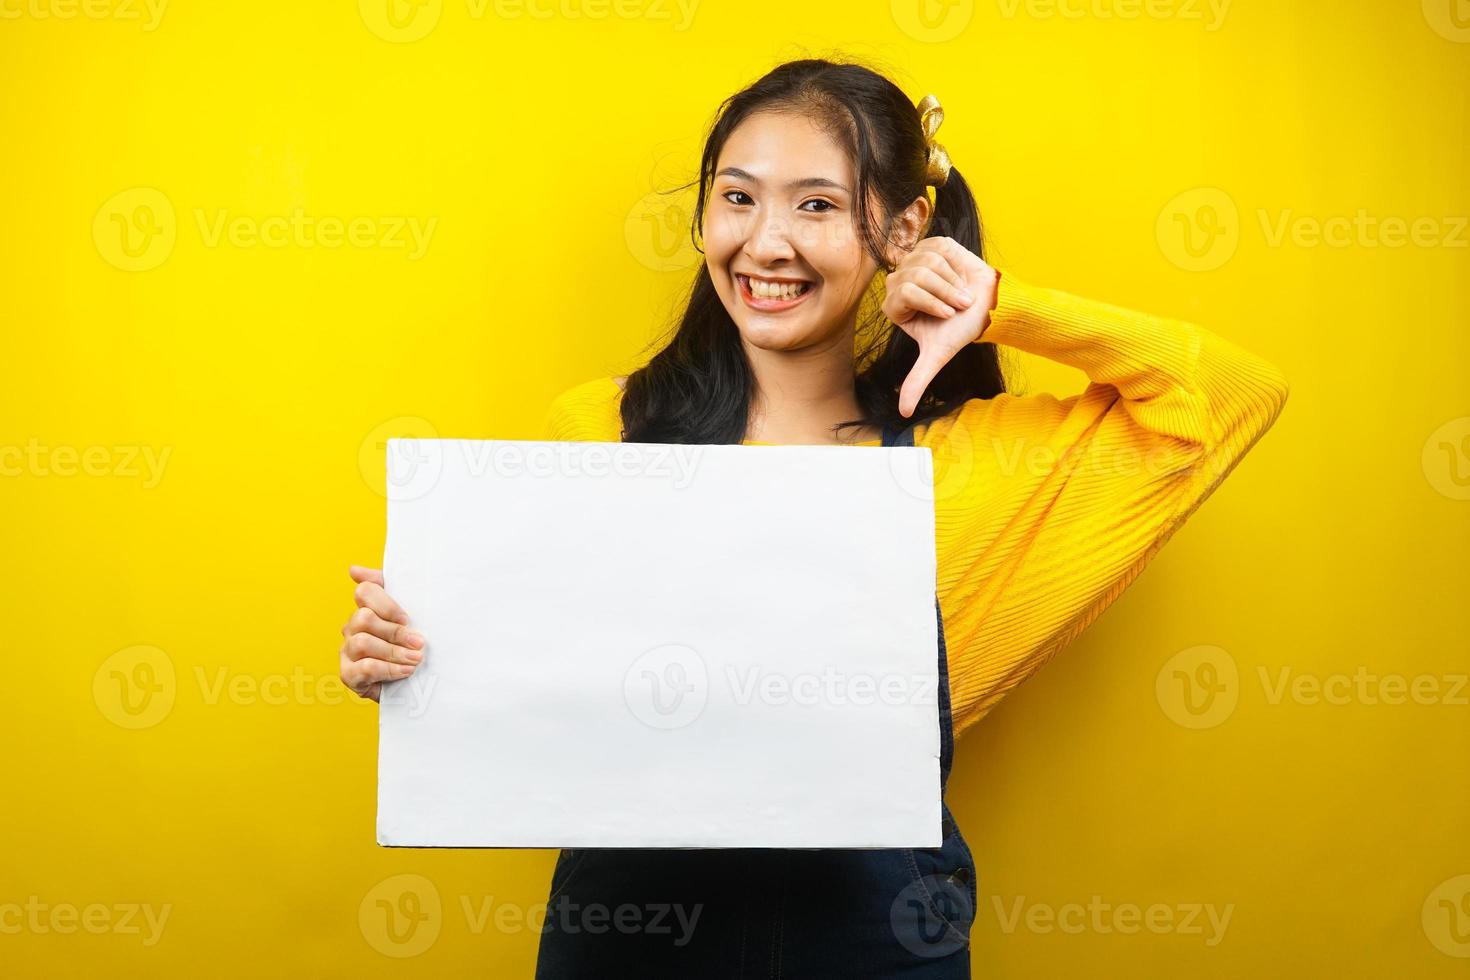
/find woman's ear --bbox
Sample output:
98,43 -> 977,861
882,195 -> 933,268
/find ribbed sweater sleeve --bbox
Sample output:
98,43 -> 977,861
924,273 -> 1289,736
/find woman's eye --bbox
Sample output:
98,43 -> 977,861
719,191 -> 834,212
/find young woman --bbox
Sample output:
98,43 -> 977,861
340,58 -> 1288,978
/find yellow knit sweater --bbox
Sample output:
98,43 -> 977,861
539,273 -> 1290,739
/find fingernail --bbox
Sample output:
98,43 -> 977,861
941,305 -> 955,316
394,663 -> 415,678
405,649 -> 424,664
407,632 -> 426,649
957,291 -> 973,305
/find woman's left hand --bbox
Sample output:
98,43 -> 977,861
881,236 -> 1000,417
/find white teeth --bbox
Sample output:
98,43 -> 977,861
745,277 -> 810,300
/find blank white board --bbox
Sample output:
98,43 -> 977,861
377,437 -> 940,848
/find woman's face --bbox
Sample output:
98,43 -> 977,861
703,110 -> 882,353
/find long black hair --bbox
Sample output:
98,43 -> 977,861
620,57 -> 1008,444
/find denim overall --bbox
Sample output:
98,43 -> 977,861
534,421 -> 977,978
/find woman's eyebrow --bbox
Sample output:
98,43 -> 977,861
715,167 -> 849,192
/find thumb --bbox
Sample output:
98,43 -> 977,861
898,343 -> 951,419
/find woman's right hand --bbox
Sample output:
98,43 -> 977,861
340,565 -> 425,702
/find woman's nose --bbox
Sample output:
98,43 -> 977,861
744,211 -> 796,263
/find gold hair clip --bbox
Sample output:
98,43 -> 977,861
917,94 -> 951,188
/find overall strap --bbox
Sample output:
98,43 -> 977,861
880,419 -> 955,794
880,420 -> 918,448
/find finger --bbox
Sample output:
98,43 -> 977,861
342,654 -> 414,693
880,286 -> 911,326
899,344 -> 955,418
926,236 -> 985,280
354,580 -> 409,625
349,565 -> 384,587
908,266 -> 974,311
343,629 -> 424,667
342,606 -> 426,649
339,646 -> 384,702
912,248 -> 970,296
881,272 -> 916,324
341,667 -> 382,703
896,280 -> 957,321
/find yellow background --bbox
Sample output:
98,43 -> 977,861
3,0 -> 1468,975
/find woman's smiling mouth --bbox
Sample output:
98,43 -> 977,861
736,273 -> 817,312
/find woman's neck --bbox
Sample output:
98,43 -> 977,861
741,331 -> 879,446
